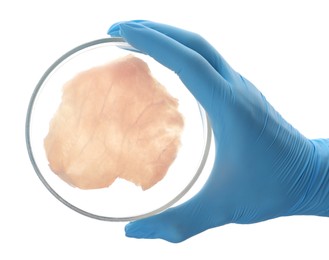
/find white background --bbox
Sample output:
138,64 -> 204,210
1,0 -> 329,259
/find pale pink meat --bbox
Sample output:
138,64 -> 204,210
44,54 -> 184,190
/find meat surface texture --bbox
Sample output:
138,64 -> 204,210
44,54 -> 184,190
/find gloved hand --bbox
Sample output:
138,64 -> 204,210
108,20 -> 329,243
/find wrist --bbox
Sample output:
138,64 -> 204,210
300,138 -> 329,216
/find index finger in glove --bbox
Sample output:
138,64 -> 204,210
111,20 -> 236,81
112,22 -> 231,114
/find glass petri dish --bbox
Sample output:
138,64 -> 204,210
25,37 -> 211,221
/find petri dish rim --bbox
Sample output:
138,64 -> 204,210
25,37 -> 212,222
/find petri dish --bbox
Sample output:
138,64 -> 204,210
25,37 -> 211,221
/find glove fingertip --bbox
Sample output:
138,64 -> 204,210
107,22 -> 122,36
108,20 -> 149,35
124,222 -> 139,238
125,221 -> 155,239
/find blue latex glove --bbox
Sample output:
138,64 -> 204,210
108,21 -> 329,243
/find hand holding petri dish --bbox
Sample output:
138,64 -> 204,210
26,38 -> 211,221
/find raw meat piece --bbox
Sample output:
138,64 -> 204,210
44,54 -> 184,190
